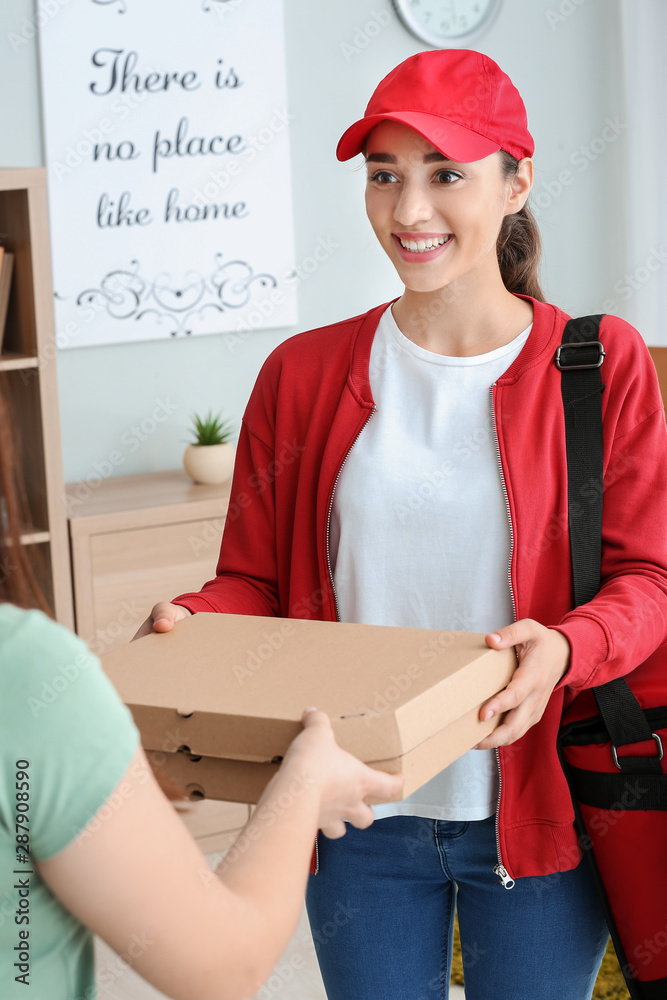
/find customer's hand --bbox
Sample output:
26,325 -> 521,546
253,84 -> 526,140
282,708 -> 404,839
474,620 -> 571,750
132,602 -> 193,641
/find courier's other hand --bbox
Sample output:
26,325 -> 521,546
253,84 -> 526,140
475,619 -> 571,750
284,708 -> 404,839
132,602 -> 193,641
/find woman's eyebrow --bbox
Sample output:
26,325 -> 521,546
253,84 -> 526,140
364,151 -> 453,164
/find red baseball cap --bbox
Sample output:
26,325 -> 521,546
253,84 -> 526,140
336,49 -> 534,163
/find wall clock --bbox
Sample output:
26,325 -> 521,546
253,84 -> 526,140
392,0 -> 503,48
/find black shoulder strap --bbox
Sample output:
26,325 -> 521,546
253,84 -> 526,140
558,316 -> 663,770
557,315 -> 605,606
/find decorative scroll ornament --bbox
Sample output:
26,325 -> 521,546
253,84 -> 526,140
74,255 -> 277,337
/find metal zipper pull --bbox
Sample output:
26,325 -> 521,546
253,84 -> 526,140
493,863 -> 515,889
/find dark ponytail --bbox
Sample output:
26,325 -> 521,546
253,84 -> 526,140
497,151 -> 545,303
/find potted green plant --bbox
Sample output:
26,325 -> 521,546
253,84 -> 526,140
183,410 -> 236,485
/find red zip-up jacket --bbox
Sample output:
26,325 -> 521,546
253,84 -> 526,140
173,295 -> 667,881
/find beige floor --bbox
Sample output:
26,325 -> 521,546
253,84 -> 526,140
94,849 -> 466,999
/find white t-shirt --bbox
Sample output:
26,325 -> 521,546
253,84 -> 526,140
330,305 -> 532,821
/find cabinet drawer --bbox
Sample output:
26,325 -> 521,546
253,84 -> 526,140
89,519 -> 222,650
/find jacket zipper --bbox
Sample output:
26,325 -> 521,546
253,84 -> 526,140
490,383 -> 516,890
311,404 -> 376,875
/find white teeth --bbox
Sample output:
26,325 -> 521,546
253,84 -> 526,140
399,235 -> 451,252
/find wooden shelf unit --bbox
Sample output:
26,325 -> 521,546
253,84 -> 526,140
0,168 -> 73,627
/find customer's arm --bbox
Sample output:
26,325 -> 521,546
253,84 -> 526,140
38,709 -> 402,1000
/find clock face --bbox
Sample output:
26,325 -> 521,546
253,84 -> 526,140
393,0 -> 502,47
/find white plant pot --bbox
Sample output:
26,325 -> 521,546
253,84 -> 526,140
183,443 -> 235,485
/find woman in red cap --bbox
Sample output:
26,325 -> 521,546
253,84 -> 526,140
139,49 -> 667,999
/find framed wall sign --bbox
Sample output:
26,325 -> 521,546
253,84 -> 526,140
39,0 -> 297,348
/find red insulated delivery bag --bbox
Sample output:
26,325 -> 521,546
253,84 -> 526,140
555,315 -> 667,1000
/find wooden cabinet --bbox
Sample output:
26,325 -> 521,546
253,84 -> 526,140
66,468 -> 230,653
0,168 -> 73,626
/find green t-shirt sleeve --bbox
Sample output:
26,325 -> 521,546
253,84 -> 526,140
1,605 -> 140,861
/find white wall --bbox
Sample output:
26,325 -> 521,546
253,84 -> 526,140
1,0 -> 637,484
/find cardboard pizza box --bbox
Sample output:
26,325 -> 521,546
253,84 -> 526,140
102,612 -> 515,804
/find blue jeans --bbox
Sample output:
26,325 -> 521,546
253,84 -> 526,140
305,815 -> 609,1000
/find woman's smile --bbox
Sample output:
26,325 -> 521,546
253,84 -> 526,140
393,231 -> 454,262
